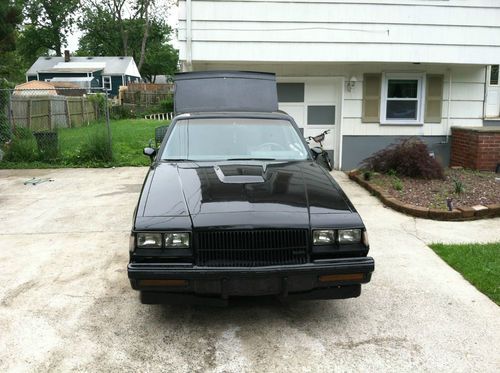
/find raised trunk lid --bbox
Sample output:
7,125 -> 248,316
173,71 -> 279,114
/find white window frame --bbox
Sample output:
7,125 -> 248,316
380,72 -> 426,125
102,76 -> 112,91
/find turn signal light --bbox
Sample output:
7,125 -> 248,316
139,279 -> 188,287
318,273 -> 364,282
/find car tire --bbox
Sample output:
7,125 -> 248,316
322,152 -> 333,171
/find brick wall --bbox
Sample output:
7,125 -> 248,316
450,127 -> 500,171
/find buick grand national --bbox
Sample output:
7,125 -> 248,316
128,71 -> 374,305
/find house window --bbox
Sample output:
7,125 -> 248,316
490,65 -> 499,85
307,105 -> 336,125
380,73 -> 425,124
277,83 -> 305,102
103,76 -> 112,91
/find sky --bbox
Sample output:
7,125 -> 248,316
65,4 -> 179,52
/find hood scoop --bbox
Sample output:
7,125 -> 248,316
214,164 -> 265,184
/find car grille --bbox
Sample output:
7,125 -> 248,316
195,229 -> 309,267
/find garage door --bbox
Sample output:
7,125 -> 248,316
277,77 -> 342,167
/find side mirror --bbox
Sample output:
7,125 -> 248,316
310,147 -> 322,160
143,147 -> 157,162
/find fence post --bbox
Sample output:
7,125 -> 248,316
48,99 -> 53,131
27,99 -> 32,130
81,97 -> 85,124
104,91 -> 112,152
65,98 -> 71,128
7,90 -> 14,134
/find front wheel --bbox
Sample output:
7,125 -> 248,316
322,152 -> 333,171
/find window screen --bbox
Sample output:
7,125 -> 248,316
307,105 -> 335,125
386,79 -> 419,120
277,83 -> 305,102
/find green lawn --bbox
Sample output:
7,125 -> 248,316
430,242 -> 500,305
0,119 -> 167,168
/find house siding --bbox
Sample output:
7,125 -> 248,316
179,0 -> 500,64
179,0 -> 498,169
190,62 -> 484,169
342,135 -> 450,171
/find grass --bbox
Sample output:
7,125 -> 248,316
430,242 -> 500,305
0,119 -> 165,168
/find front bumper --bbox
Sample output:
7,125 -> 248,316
128,257 -> 374,303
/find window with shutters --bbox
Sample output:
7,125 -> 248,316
380,73 -> 425,125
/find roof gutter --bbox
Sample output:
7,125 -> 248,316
185,0 -> 193,72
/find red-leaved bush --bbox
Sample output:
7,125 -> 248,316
361,138 -> 444,179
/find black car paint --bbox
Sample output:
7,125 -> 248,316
129,112 -> 374,303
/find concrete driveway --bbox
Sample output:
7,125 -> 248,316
0,167 -> 499,372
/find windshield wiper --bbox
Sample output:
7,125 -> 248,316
226,157 -> 276,161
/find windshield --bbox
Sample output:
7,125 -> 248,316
161,118 -> 309,161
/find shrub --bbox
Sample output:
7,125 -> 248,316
110,105 -> 135,120
363,170 -> 373,181
4,136 -> 38,162
87,93 -> 107,115
159,96 -> 174,113
452,178 -> 465,194
14,127 -> 34,140
387,169 -> 397,177
392,177 -> 404,191
78,127 -> 113,163
361,138 -> 444,179
0,122 -> 11,143
33,131 -> 59,161
0,89 -> 11,143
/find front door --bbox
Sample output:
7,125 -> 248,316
277,77 -> 342,168
485,65 -> 500,118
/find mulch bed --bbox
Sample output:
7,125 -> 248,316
369,169 -> 500,210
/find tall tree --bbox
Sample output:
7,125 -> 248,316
0,0 -> 25,83
22,0 -> 80,56
0,0 -> 22,53
77,0 -> 177,80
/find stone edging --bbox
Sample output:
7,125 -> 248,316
348,172 -> 500,221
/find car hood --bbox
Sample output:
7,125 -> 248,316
139,161 -> 355,229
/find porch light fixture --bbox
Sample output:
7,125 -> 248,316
346,76 -> 357,92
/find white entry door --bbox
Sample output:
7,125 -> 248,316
485,65 -> 500,118
277,77 -> 342,168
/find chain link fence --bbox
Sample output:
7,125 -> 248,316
0,87 -> 113,166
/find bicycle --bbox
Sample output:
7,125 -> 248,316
306,130 -> 333,171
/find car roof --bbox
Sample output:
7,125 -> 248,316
173,111 -> 292,120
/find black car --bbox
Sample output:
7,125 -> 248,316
128,71 -> 374,305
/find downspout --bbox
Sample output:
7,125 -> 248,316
482,65 -> 488,119
185,0 -> 193,72
445,68 -> 452,143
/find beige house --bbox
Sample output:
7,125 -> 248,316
178,0 -> 500,169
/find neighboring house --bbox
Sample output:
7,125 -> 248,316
178,0 -> 500,170
26,52 -> 142,97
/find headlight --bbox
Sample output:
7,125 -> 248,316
338,229 -> 362,244
165,232 -> 190,248
313,230 -> 335,245
137,232 -> 162,248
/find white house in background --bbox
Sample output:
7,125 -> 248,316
177,0 -> 500,170
26,54 -> 142,97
